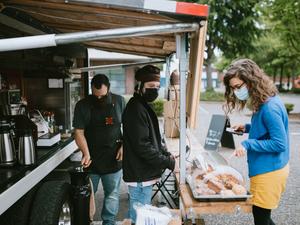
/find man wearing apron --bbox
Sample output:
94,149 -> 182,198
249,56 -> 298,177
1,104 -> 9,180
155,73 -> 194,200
73,74 -> 125,225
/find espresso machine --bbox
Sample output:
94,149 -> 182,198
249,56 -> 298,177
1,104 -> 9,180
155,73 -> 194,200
0,89 -> 23,116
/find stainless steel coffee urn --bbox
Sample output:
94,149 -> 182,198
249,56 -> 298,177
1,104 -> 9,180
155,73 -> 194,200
18,129 -> 36,166
0,119 -> 16,166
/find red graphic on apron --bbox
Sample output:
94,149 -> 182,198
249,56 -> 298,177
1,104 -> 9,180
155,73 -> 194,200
105,116 -> 114,125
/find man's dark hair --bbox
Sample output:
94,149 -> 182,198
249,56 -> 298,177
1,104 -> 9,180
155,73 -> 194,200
91,74 -> 110,90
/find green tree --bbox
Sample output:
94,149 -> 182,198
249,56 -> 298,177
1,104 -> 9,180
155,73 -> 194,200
181,0 -> 261,90
251,0 -> 300,90
268,0 -> 300,58
267,0 -> 300,90
216,0 -> 300,91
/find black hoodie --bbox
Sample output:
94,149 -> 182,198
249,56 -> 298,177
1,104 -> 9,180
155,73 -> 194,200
122,93 -> 175,182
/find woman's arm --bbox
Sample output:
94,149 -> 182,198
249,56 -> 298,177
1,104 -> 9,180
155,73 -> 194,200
242,105 -> 288,153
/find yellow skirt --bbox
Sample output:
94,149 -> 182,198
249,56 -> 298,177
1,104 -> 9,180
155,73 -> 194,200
250,164 -> 289,209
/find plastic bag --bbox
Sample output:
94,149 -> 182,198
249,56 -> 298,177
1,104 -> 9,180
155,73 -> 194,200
135,204 -> 174,225
203,165 -> 244,183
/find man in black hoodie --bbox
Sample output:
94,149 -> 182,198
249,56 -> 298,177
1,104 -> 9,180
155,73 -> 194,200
122,65 -> 175,223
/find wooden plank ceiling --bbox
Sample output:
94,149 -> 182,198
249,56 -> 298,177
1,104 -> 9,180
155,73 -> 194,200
0,0 -> 184,58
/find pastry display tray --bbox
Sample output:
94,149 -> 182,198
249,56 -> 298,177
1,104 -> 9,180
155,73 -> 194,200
186,174 -> 252,202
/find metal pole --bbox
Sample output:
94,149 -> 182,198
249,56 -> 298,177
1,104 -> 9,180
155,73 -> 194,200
165,56 -> 171,99
177,34 -> 188,184
0,34 -> 56,52
70,60 -> 166,73
0,23 -> 198,52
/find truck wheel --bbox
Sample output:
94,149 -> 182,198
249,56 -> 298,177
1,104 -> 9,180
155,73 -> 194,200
0,186 -> 38,225
29,181 -> 72,225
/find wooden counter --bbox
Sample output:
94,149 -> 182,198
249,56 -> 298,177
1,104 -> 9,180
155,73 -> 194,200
165,133 -> 252,218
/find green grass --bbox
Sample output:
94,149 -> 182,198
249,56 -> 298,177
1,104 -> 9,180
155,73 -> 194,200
285,103 -> 294,114
123,95 -> 165,116
151,99 -> 165,117
292,88 -> 300,94
200,90 -> 225,102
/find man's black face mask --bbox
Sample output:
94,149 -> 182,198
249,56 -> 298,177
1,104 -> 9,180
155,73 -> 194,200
142,88 -> 159,102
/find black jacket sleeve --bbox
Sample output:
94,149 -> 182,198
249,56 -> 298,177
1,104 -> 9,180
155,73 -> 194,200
160,137 -> 172,157
124,104 -> 175,171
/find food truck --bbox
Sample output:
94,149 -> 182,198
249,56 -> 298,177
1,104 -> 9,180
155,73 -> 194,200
0,1 -> 251,224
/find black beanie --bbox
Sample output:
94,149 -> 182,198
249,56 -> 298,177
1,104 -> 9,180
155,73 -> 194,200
135,65 -> 160,83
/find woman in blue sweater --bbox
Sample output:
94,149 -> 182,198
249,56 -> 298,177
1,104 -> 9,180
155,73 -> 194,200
223,59 -> 289,225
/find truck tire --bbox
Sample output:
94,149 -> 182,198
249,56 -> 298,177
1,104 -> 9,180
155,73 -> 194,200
0,187 -> 38,225
29,181 -> 73,225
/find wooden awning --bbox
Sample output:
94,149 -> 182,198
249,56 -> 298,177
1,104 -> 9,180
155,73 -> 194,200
0,0 -> 208,58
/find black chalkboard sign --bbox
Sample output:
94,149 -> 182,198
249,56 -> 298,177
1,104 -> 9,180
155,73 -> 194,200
204,114 -> 235,150
221,117 -> 235,149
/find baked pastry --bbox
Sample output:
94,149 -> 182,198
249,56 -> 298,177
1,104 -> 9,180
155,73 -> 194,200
217,174 -> 240,185
196,174 -> 205,180
232,184 -> 247,195
194,180 -> 215,195
195,186 -> 216,195
207,178 -> 225,193
190,162 -> 247,197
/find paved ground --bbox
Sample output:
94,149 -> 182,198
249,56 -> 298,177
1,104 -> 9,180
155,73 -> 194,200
280,93 -> 300,113
93,93 -> 300,225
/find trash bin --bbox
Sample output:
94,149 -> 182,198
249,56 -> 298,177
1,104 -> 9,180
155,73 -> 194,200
70,166 -> 91,225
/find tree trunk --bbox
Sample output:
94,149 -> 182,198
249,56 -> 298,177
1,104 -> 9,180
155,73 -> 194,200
273,67 -> 277,83
287,75 -> 291,90
205,62 -> 213,91
279,64 -> 284,91
291,65 -> 296,89
205,44 -> 214,91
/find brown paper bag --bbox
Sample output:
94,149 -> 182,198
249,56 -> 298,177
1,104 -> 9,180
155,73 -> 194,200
164,100 -> 180,138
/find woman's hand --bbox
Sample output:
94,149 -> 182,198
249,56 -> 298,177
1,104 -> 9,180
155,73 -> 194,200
81,153 -> 92,168
234,146 -> 246,157
232,124 -> 246,132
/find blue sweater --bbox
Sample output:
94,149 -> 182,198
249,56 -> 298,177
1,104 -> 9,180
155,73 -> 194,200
242,95 -> 289,177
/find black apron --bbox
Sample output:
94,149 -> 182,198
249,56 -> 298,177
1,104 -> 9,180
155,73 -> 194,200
85,95 -> 122,174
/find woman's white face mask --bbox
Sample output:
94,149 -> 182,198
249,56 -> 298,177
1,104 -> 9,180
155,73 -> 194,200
234,85 -> 249,101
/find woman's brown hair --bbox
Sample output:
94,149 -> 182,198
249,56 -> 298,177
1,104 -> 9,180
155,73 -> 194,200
223,58 -> 277,114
